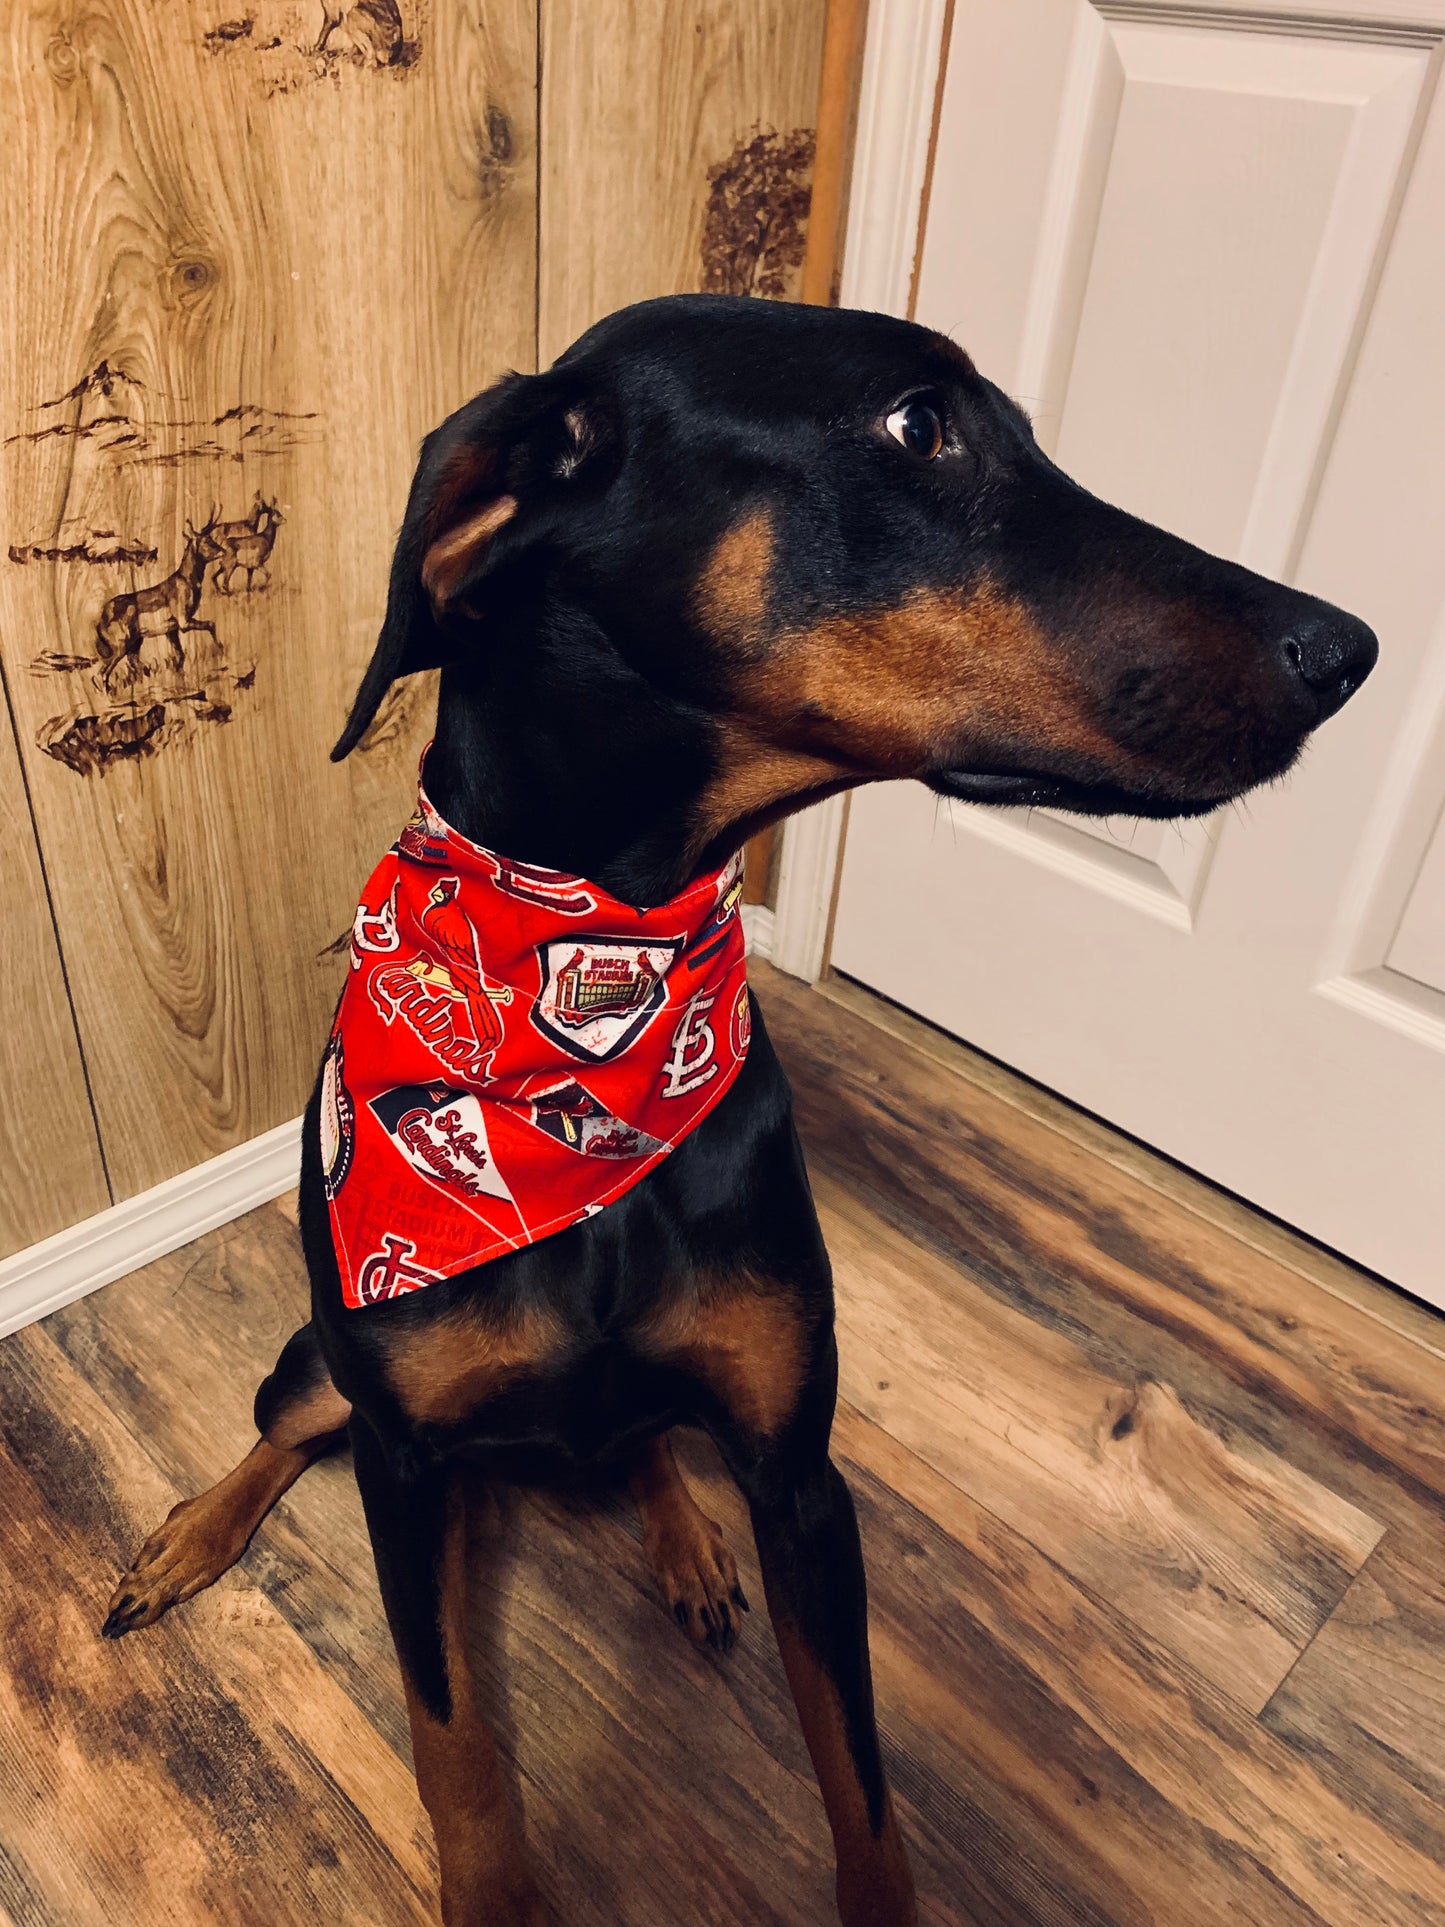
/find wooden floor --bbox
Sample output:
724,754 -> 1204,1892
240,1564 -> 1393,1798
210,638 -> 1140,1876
1,962 -> 1443,1926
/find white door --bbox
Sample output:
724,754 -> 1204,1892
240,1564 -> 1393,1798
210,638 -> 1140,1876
831,0 -> 1445,1302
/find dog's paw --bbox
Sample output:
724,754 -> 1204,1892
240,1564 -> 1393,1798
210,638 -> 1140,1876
645,1511 -> 749,1653
100,1495 -> 247,1639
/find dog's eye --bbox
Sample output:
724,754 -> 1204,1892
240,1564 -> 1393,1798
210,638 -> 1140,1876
885,399 -> 945,461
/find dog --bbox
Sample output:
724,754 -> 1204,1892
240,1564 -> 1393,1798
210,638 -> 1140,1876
101,294 -> 1376,1927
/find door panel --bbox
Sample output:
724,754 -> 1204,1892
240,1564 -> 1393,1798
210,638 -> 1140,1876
1388,796 -> 1445,993
1048,27 -> 1424,571
833,0 -> 1445,1300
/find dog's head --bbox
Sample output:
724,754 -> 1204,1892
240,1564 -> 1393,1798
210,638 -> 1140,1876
337,295 -> 1376,873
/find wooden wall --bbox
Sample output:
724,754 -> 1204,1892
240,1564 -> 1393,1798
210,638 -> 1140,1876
0,0 -> 826,1259
540,0 -> 824,361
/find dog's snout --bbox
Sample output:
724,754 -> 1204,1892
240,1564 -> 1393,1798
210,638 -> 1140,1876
1278,610 -> 1378,722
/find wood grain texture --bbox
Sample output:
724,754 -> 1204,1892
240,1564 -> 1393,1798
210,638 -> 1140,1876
742,820 -> 776,903
799,0 -> 868,307
817,972 -> 1445,1370
538,0 -> 828,365
0,709 -> 108,1255
834,1404 -> 1445,1927
763,971 -> 1445,1511
3,960 -> 1444,1923
0,0 -> 536,1202
821,1170 -> 1383,1712
1263,1527 -> 1445,1867
0,1320 -> 437,1927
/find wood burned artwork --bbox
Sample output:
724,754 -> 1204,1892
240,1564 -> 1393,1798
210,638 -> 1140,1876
6,363 -> 317,535
700,127 -> 815,300
200,0 -> 424,93
90,515 -> 225,690
8,364 -> 314,777
28,514 -> 263,778
9,536 -> 158,568
211,494 -> 285,595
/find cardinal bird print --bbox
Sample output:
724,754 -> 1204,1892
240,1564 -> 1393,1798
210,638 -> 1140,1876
369,874 -> 513,1081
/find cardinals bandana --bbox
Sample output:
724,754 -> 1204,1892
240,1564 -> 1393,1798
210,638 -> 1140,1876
322,772 -> 750,1308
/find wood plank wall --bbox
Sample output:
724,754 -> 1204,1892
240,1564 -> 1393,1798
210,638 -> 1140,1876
0,720 -> 110,1245
0,0 -> 827,1259
539,0 -> 825,361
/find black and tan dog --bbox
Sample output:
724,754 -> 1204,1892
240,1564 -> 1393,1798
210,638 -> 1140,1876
102,295 -> 1376,1926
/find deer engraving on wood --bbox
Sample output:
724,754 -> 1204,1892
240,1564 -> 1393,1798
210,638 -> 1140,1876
212,492 -> 283,594
94,516 -> 227,693
199,0 -> 420,83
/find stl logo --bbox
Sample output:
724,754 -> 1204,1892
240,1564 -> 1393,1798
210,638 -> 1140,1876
492,856 -> 597,916
661,990 -> 719,1098
356,1233 -> 442,1306
350,880 -> 399,968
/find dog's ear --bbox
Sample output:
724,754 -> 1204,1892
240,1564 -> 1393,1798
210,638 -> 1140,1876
332,370 -> 606,759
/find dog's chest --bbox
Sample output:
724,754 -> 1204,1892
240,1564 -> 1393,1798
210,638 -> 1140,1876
383,1261 -> 808,1470
423,1337 -> 707,1474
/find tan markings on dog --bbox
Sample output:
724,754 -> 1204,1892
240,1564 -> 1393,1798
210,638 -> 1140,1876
264,1375 -> 353,1452
421,493 -> 518,609
637,1281 -> 811,1439
758,582 -> 1122,769
387,1301 -> 568,1426
103,1438 -> 330,1637
693,508 -> 775,654
687,721 -> 858,863
404,1478 -> 544,1924
768,1610 -> 917,1920
690,580 -> 1143,856
630,1433 -> 744,1647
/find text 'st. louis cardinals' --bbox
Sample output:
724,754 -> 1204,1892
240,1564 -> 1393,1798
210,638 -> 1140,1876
323,772 -> 751,1308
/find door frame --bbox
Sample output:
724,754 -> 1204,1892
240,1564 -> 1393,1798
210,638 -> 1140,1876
770,0 -> 951,979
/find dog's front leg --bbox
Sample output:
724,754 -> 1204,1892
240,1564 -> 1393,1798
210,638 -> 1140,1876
351,1417 -> 544,1927
727,1356 -> 916,1927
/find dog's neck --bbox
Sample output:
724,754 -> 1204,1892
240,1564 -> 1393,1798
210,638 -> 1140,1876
422,642 -> 724,909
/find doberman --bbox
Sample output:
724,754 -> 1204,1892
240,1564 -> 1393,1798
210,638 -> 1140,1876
101,295 -> 1377,1926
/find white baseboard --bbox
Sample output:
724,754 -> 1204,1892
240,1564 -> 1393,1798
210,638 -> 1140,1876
771,795 -> 848,981
742,901 -> 775,960
0,1117 -> 303,1340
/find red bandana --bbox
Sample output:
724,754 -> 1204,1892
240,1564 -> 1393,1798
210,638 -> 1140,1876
322,771 -> 750,1308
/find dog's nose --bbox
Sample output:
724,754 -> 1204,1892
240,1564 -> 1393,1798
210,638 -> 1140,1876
1279,610 -> 1378,722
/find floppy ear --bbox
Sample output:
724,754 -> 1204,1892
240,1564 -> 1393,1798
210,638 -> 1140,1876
331,370 -> 595,759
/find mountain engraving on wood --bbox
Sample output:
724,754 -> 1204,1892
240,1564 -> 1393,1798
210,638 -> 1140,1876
8,367 -> 309,777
